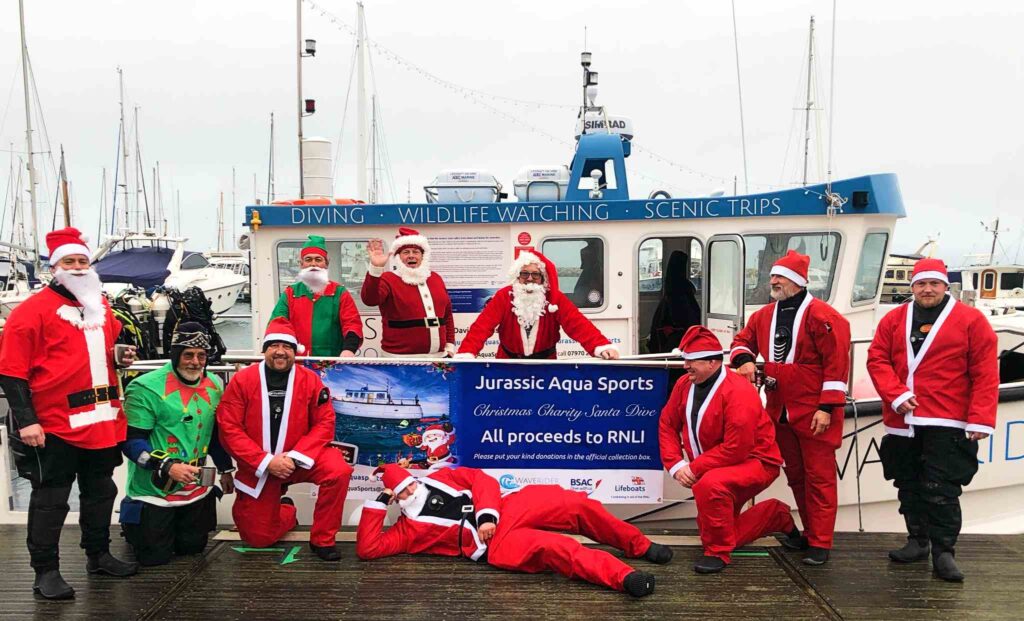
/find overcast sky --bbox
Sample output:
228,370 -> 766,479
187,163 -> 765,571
1,0 -> 1022,264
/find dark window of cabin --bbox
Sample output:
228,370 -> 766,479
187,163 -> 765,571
540,238 -> 605,310
743,232 -> 841,305
1000,272 -> 1024,290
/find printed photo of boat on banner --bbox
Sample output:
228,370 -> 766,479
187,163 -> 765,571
307,361 -> 670,502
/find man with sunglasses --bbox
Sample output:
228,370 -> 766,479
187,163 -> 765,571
119,322 -> 234,566
457,249 -> 619,360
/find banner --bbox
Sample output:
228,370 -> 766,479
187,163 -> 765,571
309,360 -> 668,503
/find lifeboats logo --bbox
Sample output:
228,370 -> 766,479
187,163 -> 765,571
569,478 -> 603,495
615,475 -> 647,493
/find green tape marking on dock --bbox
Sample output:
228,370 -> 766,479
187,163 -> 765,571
732,551 -> 771,557
281,546 -> 301,565
232,546 -> 285,553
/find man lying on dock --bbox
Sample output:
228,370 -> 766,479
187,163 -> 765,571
356,464 -> 672,597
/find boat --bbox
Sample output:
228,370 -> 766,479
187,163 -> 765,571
206,251 -> 251,301
93,230 -> 247,317
880,237 -> 939,303
332,381 -> 425,420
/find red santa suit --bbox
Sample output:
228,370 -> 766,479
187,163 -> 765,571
456,250 -> 615,359
0,285 -> 125,448
357,465 -> 655,592
728,250 -> 850,550
217,328 -> 353,548
659,326 -> 793,563
867,295 -> 998,437
361,228 -> 455,356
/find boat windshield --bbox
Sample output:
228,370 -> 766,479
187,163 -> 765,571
744,232 -> 840,304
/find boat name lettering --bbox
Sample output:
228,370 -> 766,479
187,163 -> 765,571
289,206 -> 365,225
643,197 -> 782,219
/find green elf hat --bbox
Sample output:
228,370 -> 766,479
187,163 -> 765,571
301,235 -> 329,262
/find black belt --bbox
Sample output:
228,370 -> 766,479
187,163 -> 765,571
67,385 -> 120,408
389,317 -> 446,328
501,344 -> 557,359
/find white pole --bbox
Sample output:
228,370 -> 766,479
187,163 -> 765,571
296,0 -> 305,199
118,69 -> 130,233
218,192 -> 224,253
231,166 -> 236,249
18,0 -> 40,264
801,16 -> 816,187
356,1 -> 368,202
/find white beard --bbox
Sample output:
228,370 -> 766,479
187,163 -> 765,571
394,259 -> 431,286
176,367 -> 204,382
422,433 -> 446,450
398,483 -> 429,517
298,267 -> 329,293
511,282 -> 547,328
53,268 -> 106,329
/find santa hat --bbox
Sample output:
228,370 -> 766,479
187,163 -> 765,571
675,325 -> 725,360
770,249 -> 810,288
301,235 -> 329,262
378,463 -> 416,495
910,257 -> 949,285
423,424 -> 447,437
263,316 -> 306,354
390,227 -> 431,258
46,227 -> 92,265
509,248 -> 560,313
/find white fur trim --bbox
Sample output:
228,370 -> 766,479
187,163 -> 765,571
680,349 -> 725,360
391,234 -> 431,256
49,243 -> 92,265
891,391 -> 915,411
445,343 -> 457,354
393,475 -> 415,495
770,265 -> 808,288
366,262 -> 386,277
884,425 -> 915,438
265,332 -> 298,348
910,270 -> 949,285
547,304 -> 558,312
476,508 -> 500,524
594,344 -> 618,356
255,453 -> 274,478
453,353 -> 475,359
668,460 -> 688,477
363,500 -> 387,511
822,381 -> 848,393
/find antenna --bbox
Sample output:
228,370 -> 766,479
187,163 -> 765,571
981,217 -> 1007,264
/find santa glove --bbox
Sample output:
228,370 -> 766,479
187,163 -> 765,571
375,491 -> 394,505
477,514 -> 497,526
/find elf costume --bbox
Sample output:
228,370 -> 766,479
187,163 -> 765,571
270,235 -> 363,356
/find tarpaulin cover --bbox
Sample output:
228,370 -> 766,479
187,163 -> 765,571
94,246 -> 174,289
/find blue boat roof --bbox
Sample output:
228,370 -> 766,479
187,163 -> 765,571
245,173 -> 904,229
94,246 -> 203,289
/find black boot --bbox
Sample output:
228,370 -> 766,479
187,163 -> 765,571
623,571 -> 656,597
693,555 -> 727,574
281,497 -> 295,507
86,552 -> 139,577
643,542 -> 674,564
779,527 -> 809,551
33,568 -> 75,600
801,546 -> 830,566
309,543 -> 341,562
889,513 -> 930,563
933,551 -> 964,582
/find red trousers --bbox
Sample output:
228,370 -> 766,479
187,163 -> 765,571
691,459 -> 795,562
774,423 -> 838,549
232,448 -> 353,548
487,485 -> 652,592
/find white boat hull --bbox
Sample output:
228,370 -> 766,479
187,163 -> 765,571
333,399 -> 426,419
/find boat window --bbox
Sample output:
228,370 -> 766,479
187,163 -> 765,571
1000,272 -> 1024,290
540,237 -> 605,309
181,253 -> 209,270
744,232 -> 840,305
983,272 -> 996,290
972,273 -> 978,290
709,239 -> 741,316
852,232 -> 888,304
276,239 -> 373,312
896,270 -> 905,280
637,237 -> 703,354
884,269 -> 894,278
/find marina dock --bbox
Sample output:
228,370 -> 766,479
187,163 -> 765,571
1,525 -> 1020,620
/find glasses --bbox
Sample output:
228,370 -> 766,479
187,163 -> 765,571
518,271 -> 544,282
180,352 -> 208,362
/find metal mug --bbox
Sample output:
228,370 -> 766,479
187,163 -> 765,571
197,467 -> 217,487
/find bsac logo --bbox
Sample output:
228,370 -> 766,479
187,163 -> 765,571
499,474 -> 520,491
570,478 -> 603,495
631,476 -> 646,486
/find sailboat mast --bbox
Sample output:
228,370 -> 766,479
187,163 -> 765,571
356,1 -> 368,202
231,166 -> 236,250
59,145 -> 71,226
118,68 -> 130,233
296,0 -> 305,199
989,217 -> 1000,264
18,0 -> 40,265
267,112 -> 276,203
801,16 -> 816,187
218,192 -> 225,253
